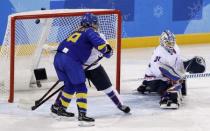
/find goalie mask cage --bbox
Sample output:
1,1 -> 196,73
0,9 -> 122,103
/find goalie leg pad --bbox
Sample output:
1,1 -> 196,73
181,80 -> 187,96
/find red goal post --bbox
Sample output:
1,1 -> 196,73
0,9 -> 122,103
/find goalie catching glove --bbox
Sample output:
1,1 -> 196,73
183,56 -> 206,74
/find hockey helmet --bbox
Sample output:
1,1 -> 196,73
160,30 -> 176,53
80,13 -> 98,28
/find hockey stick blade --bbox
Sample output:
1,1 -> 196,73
34,80 -> 60,106
32,56 -> 104,110
31,85 -> 64,110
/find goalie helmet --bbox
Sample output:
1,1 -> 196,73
80,13 -> 98,28
160,30 -> 176,53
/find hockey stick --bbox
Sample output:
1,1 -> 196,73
185,72 -> 210,79
84,56 -> 103,70
31,85 -> 64,110
31,56 -> 104,110
34,80 -> 60,106
123,72 -> 210,82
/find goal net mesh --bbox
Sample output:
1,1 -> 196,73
0,9 -> 121,102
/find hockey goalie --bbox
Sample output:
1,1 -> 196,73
137,30 -> 206,109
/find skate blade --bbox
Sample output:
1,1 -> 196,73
50,113 -> 75,121
78,121 -> 95,127
160,103 -> 179,109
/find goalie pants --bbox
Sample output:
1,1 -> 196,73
143,79 -> 186,96
142,80 -> 171,95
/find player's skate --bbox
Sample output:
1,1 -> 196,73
118,105 -> 131,113
78,112 -> 95,127
51,104 -> 75,120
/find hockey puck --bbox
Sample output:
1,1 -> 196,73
35,19 -> 40,24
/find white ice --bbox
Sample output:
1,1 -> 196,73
1,44 -> 210,131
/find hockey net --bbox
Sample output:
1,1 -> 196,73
0,9 -> 121,103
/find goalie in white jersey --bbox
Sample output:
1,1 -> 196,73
137,30 -> 206,109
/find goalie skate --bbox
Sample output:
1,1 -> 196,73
160,100 -> 179,109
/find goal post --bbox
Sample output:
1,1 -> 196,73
0,9 -> 122,103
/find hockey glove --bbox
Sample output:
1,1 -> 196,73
104,44 -> 113,58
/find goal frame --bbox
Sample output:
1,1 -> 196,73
8,9 -> 122,103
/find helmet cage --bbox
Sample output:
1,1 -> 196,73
160,30 -> 176,52
164,40 -> 175,50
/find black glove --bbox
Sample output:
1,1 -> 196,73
104,44 -> 113,58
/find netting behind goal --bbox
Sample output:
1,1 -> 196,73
0,9 -> 121,102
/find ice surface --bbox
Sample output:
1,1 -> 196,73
1,44 -> 210,131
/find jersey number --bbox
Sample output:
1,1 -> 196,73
154,56 -> 161,62
66,32 -> 81,43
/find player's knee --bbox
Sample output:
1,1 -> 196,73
63,81 -> 75,94
74,83 -> 87,93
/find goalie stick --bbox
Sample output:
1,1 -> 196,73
123,72 -> 210,82
31,56 -> 104,110
185,72 -> 210,79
